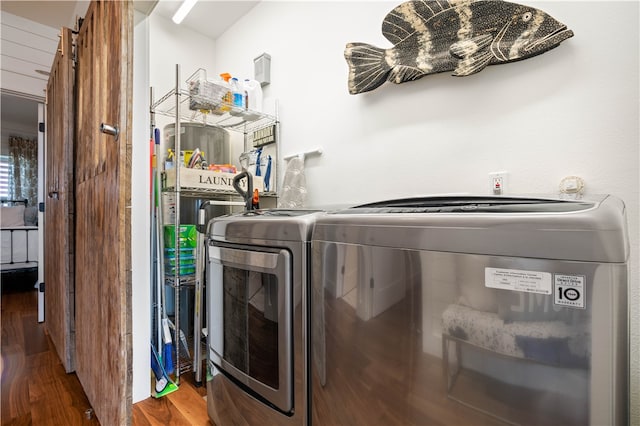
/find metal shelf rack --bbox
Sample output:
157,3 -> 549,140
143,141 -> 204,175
150,64 -> 279,384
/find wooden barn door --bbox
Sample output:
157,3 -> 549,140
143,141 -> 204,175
74,1 -> 133,424
45,27 -> 75,374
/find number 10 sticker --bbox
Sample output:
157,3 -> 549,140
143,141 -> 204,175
554,274 -> 586,309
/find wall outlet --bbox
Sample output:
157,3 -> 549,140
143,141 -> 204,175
489,171 -> 508,195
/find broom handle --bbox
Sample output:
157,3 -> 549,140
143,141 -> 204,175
154,128 -> 167,349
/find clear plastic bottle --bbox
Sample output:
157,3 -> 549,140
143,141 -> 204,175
230,77 -> 245,108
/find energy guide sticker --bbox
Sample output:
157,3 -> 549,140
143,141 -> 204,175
485,267 -> 552,294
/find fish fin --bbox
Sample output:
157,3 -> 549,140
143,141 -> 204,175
344,42 -> 392,94
450,34 -> 493,59
382,1 -> 453,45
451,50 -> 493,76
388,65 -> 424,84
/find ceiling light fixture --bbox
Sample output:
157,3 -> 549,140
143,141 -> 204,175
172,0 -> 198,24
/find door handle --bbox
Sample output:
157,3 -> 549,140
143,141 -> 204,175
100,123 -> 119,140
48,191 -> 59,199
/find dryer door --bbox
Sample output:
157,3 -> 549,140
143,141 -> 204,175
208,243 -> 293,413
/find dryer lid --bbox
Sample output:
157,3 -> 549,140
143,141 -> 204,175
313,195 -> 629,263
208,209 -> 324,243
337,195 -> 601,214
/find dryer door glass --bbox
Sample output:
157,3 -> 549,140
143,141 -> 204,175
208,244 -> 293,413
222,268 -> 279,388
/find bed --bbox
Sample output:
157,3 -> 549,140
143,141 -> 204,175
1,199 -> 39,273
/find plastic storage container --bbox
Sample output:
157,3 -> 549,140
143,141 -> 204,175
163,225 -> 197,248
186,68 -> 229,114
243,79 -> 263,112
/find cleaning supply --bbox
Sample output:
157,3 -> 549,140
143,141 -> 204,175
151,127 -> 177,398
162,317 -> 174,374
151,344 -> 178,398
186,148 -> 204,168
252,188 -> 260,210
219,73 -> 232,111
168,318 -> 191,359
208,163 -> 237,173
243,78 -> 263,112
230,77 -> 245,108
255,147 -> 262,176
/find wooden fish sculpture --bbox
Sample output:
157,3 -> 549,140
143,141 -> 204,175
345,0 -> 574,94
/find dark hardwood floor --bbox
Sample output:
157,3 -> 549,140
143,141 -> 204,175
1,273 -> 211,426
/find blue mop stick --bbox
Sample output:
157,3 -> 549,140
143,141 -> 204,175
264,155 -> 272,192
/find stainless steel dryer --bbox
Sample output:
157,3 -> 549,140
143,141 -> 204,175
207,209 -> 323,426
310,195 -> 629,426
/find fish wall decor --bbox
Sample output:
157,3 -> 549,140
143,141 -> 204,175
345,0 -> 574,94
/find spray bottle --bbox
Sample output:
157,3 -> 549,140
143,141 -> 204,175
230,78 -> 245,108
219,73 -> 232,111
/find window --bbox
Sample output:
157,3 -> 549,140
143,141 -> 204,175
6,136 -> 37,205
0,155 -> 10,199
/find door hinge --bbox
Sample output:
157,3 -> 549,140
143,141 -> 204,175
39,122 -> 45,133
39,202 -> 45,212
39,282 -> 45,292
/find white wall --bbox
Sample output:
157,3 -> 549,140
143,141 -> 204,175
149,13 -> 217,105
148,12 -> 220,156
131,10 -> 151,404
1,121 -> 37,151
213,1 -> 639,422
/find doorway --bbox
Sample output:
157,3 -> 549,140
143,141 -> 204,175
1,92 -> 45,318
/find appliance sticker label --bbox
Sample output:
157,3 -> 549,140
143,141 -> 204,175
485,268 -> 552,294
553,274 -> 586,309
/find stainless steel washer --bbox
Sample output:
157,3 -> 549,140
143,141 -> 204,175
311,195 -> 629,426
207,209 -> 323,426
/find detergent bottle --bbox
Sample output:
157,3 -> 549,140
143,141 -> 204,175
243,79 -> 263,112
219,73 -> 232,111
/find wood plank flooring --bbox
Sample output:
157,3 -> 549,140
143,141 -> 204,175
1,277 -> 211,426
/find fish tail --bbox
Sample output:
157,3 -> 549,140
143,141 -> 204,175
344,42 -> 391,95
